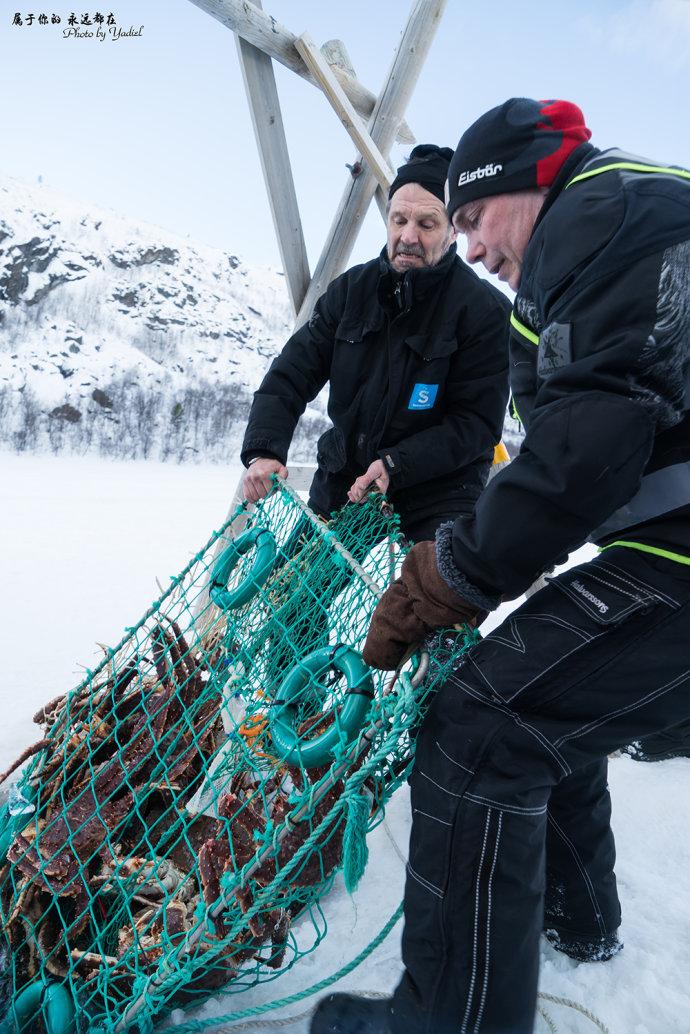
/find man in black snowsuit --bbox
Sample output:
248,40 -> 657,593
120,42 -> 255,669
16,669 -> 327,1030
312,99 -> 690,1034
241,145 -> 510,544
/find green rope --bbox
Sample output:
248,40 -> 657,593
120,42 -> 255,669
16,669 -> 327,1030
342,792 -> 370,893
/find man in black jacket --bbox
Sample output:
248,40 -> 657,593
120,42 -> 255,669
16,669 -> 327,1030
313,100 -> 690,1034
241,145 -> 510,544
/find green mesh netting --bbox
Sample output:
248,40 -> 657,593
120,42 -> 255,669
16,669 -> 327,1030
0,480 -> 476,1033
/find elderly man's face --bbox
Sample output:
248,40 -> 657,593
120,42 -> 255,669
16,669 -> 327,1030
451,190 -> 546,291
387,183 -> 456,273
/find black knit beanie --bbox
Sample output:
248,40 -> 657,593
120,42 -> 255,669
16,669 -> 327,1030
446,98 -> 592,220
389,144 -> 454,203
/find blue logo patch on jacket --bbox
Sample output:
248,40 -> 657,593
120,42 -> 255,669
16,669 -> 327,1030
408,383 -> 439,410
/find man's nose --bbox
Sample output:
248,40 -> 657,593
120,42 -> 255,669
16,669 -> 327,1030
400,224 -> 420,245
465,234 -> 485,264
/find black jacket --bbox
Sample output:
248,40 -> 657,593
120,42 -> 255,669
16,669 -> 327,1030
438,144 -> 690,608
241,245 -> 510,524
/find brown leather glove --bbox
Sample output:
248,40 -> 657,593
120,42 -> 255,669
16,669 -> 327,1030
361,577 -> 427,671
363,540 -> 484,671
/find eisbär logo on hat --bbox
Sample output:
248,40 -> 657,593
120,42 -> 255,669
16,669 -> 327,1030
446,98 -> 592,221
457,161 -> 504,187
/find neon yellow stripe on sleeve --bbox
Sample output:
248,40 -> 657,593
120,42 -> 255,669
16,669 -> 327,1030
509,312 -> 539,346
600,540 -> 690,567
567,162 -> 690,189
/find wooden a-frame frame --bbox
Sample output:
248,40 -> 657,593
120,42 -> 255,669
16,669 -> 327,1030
188,0 -> 448,326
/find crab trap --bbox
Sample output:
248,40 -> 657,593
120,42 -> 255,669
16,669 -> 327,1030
0,480 -> 475,1033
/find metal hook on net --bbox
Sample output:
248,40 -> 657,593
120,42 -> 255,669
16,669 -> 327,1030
386,645 -> 430,694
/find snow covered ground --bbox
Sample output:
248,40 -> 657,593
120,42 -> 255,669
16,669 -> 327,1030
2,451 -> 690,1033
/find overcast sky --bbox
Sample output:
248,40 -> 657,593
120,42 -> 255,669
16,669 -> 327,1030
2,0 -> 690,276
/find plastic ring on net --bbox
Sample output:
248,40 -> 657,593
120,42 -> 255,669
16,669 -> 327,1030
0,789 -> 37,866
3,981 -> 76,1034
408,649 -> 430,689
269,645 -> 375,768
209,528 -> 277,610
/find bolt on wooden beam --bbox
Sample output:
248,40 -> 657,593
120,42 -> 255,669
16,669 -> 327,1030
295,32 -> 395,195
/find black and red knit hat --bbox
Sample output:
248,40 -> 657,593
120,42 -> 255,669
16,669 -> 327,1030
446,98 -> 592,220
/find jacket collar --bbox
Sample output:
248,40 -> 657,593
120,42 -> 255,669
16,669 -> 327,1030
516,144 -> 600,300
532,143 -> 600,234
376,242 -> 457,314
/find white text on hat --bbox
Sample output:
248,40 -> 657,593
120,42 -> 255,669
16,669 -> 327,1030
457,162 -> 504,186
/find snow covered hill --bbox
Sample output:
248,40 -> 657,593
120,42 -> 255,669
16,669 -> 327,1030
0,173 -> 329,462
0,173 -> 523,464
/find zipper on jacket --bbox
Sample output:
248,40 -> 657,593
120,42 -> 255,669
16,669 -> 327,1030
394,279 -> 404,310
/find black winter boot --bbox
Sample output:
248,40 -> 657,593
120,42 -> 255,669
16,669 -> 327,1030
310,993 -> 393,1034
544,927 -> 623,962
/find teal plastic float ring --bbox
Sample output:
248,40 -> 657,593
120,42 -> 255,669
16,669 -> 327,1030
209,528 -> 277,610
270,645 -> 375,768
2,981 -> 76,1034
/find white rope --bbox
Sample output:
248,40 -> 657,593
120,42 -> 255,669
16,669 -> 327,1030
537,1003 -> 558,1033
210,1007 -> 315,1030
382,815 -> 408,866
538,991 -> 611,1034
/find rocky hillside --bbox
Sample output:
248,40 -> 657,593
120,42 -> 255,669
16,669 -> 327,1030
0,173 -> 522,464
0,173 -> 330,462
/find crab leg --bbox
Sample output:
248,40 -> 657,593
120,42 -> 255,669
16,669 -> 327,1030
0,739 -> 51,785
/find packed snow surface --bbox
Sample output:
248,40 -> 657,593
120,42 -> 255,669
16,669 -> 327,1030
1,452 -> 688,1033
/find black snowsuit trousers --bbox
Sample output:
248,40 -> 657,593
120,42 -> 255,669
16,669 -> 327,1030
392,546 -> 690,1034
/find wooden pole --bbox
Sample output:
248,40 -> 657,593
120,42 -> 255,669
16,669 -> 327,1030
187,0 -> 415,144
295,0 -> 448,328
295,32 -> 395,195
320,39 -> 356,79
320,39 -> 393,227
235,1 -> 310,316
319,38 -> 410,197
